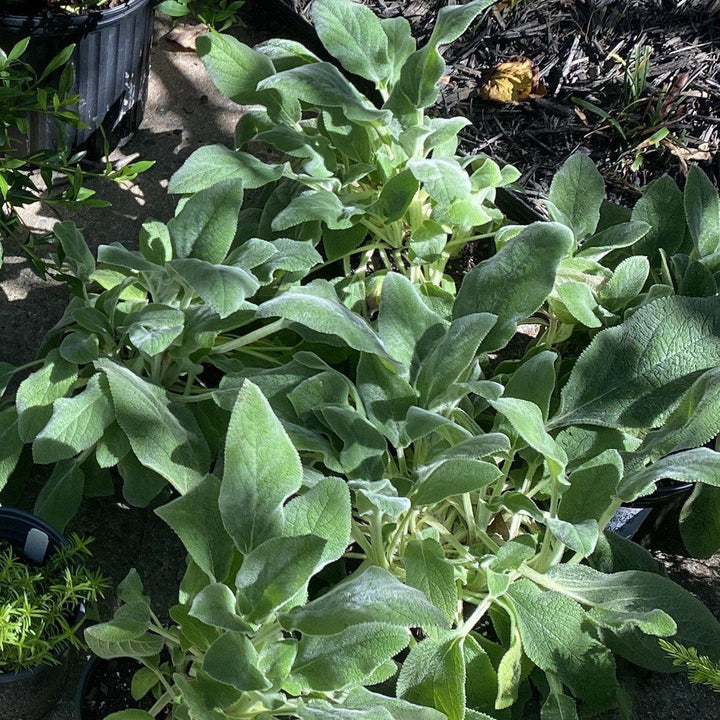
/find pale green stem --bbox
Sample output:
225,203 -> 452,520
459,595 -> 493,636
210,319 -> 287,355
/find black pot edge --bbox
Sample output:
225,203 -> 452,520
623,482 -> 694,509
0,0 -> 154,31
74,654 -> 98,720
0,507 -> 86,685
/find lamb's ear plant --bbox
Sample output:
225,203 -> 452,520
157,0 -> 244,30
85,381 -> 448,720
524,154 -> 720,345
0,208 -> 325,528
220,247 -> 720,718
174,0 -> 513,292
0,533 -> 106,673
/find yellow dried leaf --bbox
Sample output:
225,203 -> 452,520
480,58 -> 547,103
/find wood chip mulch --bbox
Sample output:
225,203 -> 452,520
292,0 -> 720,203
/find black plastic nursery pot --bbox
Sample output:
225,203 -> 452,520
0,508 -> 86,720
76,654 -> 172,720
0,0 -> 155,158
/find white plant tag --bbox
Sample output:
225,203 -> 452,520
24,528 -> 50,563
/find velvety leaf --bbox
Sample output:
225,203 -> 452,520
412,458 -> 502,505
169,258 -> 259,318
259,638 -> 297,688
543,565 -> 720,668
378,170 -> 419,223
351,479 -> 411,520
552,296 -> 720,429
98,360 -> 209,494
54,221 -> 95,280
258,62 -> 390,125
126,304 -> 185,357
345,688 -> 446,719
600,256 -> 650,313
258,281 -> 394,361
221,380 -> 302,552
196,33 -> 275,105
631,176 -> 685,257
548,154 -> 604,239
377,272 -> 446,369
203,631 -> 270,691
189,583 -> 252,632
463,634 -> 499,716
16,350 -> 78,442
496,629 -> 523,709
138,221 -> 172,265
156,474 -> 234,582
292,623 -> 409,692
507,579 -> 618,708
543,517 -> 599,556
404,538 -> 457,621
255,38 -> 321,72
436,433 -> 511,461
85,602 -> 163,659
284,476 -> 351,569
59,332 -> 99,365
501,350 -> 557,420
559,450 -> 623,525
386,0 -> 494,115
312,0 -> 391,84
490,397 -> 567,479
297,701 -> 392,720
576,221 -> 650,261
281,566 -> 448,634
357,354 -> 416,446
379,16 -> 416,86
34,460 -> 84,532
168,180 -> 244,264
617,447 -> 720,501
397,634 -> 466,720
316,404 -> 386,479
169,145 -> 284,194
272,190 -> 355,232
415,313 -> 497,406
556,281 -> 602,327
680,484 -> 720,558
408,158 -> 471,209
118,451 -> 167,508
541,692 -> 578,720
684,165 -> 720,257
95,422 -> 130,468
0,409 -> 22,491
235,534 -> 326,622
454,222 -> 573,350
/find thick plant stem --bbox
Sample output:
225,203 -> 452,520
210,319 -> 287,355
459,595 -> 493,636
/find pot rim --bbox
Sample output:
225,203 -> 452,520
74,653 -> 99,718
0,507 -> 86,684
0,0 -> 154,32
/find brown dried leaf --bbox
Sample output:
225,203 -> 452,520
663,139 -> 714,173
479,57 -> 547,103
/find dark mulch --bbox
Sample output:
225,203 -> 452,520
79,656 -> 172,720
290,0 -> 720,204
